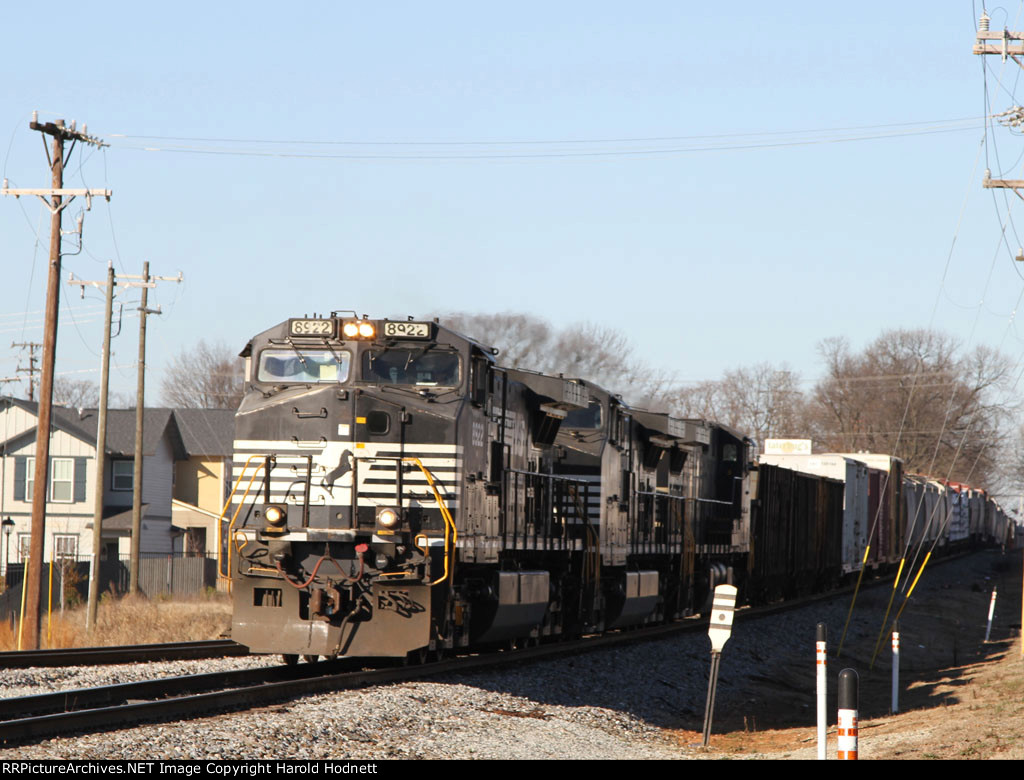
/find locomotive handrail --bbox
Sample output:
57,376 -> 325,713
402,456 -> 457,586
217,454 -> 263,582
220,456 -> 271,583
567,482 -> 599,588
349,453 -> 457,586
687,496 -> 734,506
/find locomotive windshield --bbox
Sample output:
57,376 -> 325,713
257,348 -> 351,383
361,348 -> 460,387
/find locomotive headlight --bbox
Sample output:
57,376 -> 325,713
264,504 -> 288,527
377,507 -> 400,529
358,321 -> 376,338
342,321 -> 360,338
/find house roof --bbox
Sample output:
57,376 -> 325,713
0,397 -> 235,458
172,408 -> 236,457
1,397 -> 96,449
61,407 -> 185,458
101,503 -> 149,531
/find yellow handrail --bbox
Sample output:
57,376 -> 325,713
402,457 -> 457,586
216,454 -> 266,582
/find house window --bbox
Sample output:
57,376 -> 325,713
25,457 -> 34,502
17,533 -> 31,562
53,534 -> 78,560
51,458 -> 73,502
112,460 -> 133,492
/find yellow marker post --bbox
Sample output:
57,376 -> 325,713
47,557 -> 54,647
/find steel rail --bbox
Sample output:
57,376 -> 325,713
0,639 -> 246,668
0,552 -> 969,746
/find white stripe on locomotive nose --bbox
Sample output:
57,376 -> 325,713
234,439 -> 463,453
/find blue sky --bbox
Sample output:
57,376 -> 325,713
1,2 -> 1022,404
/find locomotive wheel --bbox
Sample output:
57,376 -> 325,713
282,654 -> 299,666
302,654 -> 320,663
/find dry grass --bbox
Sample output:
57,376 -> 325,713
1,592 -> 232,650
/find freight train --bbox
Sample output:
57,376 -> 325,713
223,313 -> 1016,661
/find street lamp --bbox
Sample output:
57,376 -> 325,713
2,517 -> 14,587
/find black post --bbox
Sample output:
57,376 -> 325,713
838,668 -> 859,759
701,651 -> 722,747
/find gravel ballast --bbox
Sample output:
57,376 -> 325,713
0,550 -> 1015,760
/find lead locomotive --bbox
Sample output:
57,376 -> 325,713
228,313 -> 751,660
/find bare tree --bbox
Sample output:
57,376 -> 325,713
161,340 -> 245,409
52,377 -> 100,409
811,329 -> 1014,487
664,363 -> 809,449
437,311 -> 673,404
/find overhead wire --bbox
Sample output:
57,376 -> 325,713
863,0 -> 1024,666
839,4 -> 1022,659
835,129 -> 988,659
106,124 -> 982,162
106,116 -> 983,147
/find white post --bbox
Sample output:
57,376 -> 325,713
891,623 -> 900,714
816,623 -> 827,760
985,587 -> 997,642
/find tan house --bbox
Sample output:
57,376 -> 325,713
170,408 -> 236,556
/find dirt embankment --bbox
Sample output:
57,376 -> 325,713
672,549 -> 1024,759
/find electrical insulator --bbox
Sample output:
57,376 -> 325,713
980,13 -> 990,32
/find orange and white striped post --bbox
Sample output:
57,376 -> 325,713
838,669 -> 859,759
816,623 -> 827,760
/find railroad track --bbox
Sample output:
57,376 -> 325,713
0,558 -> 927,747
0,617 -> 716,746
0,639 -> 246,668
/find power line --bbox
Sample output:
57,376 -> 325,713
109,125 -> 981,162
106,116 -> 983,147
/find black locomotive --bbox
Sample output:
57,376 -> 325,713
226,312 -> 1015,661
227,313 -> 758,660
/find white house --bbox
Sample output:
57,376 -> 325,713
0,397 -> 235,577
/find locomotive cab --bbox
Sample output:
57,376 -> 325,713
229,314 -> 496,659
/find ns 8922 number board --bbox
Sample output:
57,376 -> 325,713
382,321 -> 432,339
288,319 -> 337,338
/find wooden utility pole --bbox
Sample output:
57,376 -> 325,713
130,261 -> 150,595
70,263 -> 116,629
68,264 -> 163,623
0,113 -> 110,648
975,13 -> 1024,205
11,342 -> 41,401
121,263 -> 180,595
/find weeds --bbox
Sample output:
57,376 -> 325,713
0,591 -> 231,650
